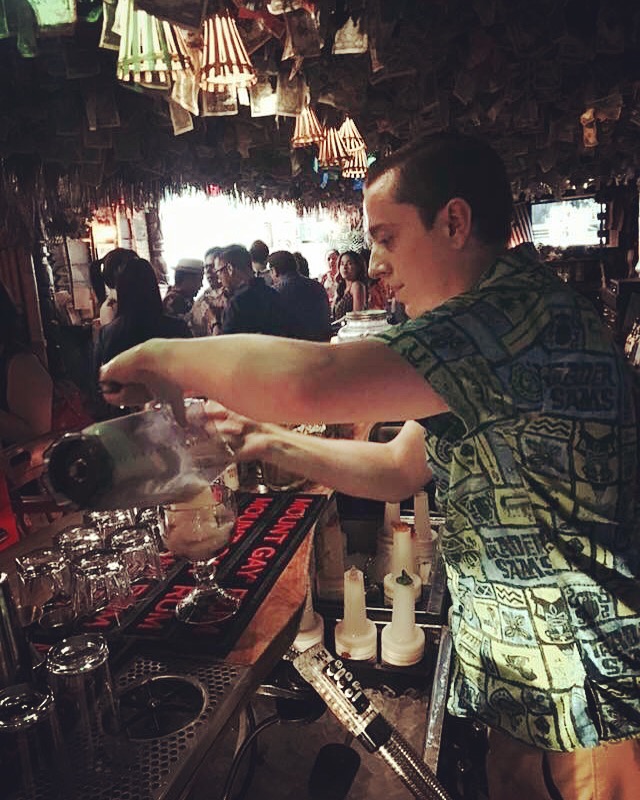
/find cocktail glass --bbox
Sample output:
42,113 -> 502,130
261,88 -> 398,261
163,482 -> 239,625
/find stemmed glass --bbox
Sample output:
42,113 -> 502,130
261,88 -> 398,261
163,481 -> 240,625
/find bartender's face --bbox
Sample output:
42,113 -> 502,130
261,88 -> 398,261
364,169 -> 454,318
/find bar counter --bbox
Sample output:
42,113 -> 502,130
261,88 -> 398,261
0,495 -> 325,800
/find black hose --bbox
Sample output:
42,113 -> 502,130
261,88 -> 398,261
220,713 -> 279,800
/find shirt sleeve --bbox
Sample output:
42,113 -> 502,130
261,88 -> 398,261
373,310 -> 508,432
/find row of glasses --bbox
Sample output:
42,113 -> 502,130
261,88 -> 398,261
15,509 -> 164,633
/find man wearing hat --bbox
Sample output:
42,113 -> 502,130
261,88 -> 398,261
162,258 -> 204,325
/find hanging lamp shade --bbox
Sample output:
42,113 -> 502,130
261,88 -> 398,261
318,126 -> 347,168
291,104 -> 325,148
164,23 -> 193,73
341,146 -> 368,179
116,0 -> 193,90
200,12 -> 257,93
338,115 -> 365,153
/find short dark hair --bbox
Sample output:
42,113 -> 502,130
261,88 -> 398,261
366,132 -> 514,246
223,244 -> 253,275
268,250 -> 298,277
293,251 -> 309,277
249,240 -> 269,264
204,246 -> 223,261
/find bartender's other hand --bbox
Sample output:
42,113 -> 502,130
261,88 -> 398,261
99,340 -> 187,424
203,401 -> 273,462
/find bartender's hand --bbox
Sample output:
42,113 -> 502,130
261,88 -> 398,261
203,401 -> 276,462
99,340 -> 188,424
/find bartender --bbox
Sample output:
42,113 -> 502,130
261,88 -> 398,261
101,132 -> 640,800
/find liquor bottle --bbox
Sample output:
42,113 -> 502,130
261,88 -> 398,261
44,400 -> 233,510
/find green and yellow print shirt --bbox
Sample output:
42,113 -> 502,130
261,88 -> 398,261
374,246 -> 640,751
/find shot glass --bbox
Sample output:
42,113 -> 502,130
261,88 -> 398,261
107,525 -> 163,583
71,550 -> 132,620
0,683 -> 68,800
45,634 -> 120,773
53,524 -> 104,560
15,547 -> 73,630
135,507 -> 166,549
83,509 -> 135,539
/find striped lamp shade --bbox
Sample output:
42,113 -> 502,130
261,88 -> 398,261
116,0 -> 193,89
341,146 -> 368,179
291,105 -> 325,147
200,12 -> 257,93
338,115 -> 365,153
318,126 -> 347,168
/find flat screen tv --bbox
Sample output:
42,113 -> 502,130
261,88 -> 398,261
530,197 -> 601,248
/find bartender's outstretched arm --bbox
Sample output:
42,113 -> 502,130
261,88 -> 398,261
209,405 -> 431,502
99,335 -> 448,425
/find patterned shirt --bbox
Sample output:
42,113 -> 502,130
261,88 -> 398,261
374,245 -> 640,751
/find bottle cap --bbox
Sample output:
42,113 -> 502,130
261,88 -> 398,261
44,433 -> 113,508
293,612 -> 325,652
383,571 -> 422,605
334,617 -> 377,661
381,621 -> 425,666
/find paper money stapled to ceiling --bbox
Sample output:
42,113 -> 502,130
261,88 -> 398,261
27,0 -> 77,35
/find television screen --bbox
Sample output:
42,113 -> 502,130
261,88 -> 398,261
531,197 -> 601,247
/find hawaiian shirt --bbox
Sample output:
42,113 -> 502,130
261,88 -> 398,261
374,245 -> 640,751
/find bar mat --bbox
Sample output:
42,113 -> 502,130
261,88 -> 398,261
28,493 -> 288,649
122,492 -> 326,657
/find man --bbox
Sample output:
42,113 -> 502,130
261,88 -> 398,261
162,258 -> 204,325
269,250 -> 331,342
101,133 -> 640,799
319,248 -> 339,305
217,244 -> 291,337
190,247 -> 227,337
249,239 -> 273,286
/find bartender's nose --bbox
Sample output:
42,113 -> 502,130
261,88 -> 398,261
368,253 -> 388,279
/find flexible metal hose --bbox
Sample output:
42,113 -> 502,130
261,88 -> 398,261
377,728 -> 453,800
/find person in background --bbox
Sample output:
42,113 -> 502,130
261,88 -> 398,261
89,247 -> 138,327
95,257 -> 191,371
363,249 -> 390,311
190,247 -> 227,337
367,276 -> 389,311
0,281 -> 53,446
292,251 -> 310,277
162,258 -> 204,325
269,250 -> 331,342
101,131 -> 640,800
332,250 -> 368,320
218,245 -> 292,337
319,248 -> 339,305
249,239 -> 273,286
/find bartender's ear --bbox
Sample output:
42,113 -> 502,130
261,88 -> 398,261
441,198 -> 473,248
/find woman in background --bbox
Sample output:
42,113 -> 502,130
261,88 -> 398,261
94,257 -> 192,372
90,247 -> 138,327
332,250 -> 367,321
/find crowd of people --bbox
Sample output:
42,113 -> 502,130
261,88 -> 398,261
90,239 -> 395,361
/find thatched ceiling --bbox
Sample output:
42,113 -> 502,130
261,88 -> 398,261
1,0 -> 640,237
